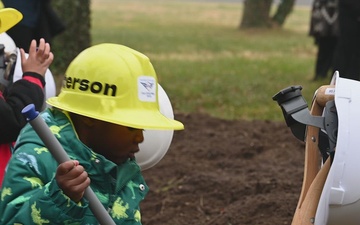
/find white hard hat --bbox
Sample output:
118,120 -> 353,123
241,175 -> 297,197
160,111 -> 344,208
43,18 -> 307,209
137,84 -> 175,170
315,72 -> 360,224
0,32 -> 16,53
0,32 -> 16,87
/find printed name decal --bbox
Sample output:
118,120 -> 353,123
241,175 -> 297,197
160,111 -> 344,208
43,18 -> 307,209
65,77 -> 117,97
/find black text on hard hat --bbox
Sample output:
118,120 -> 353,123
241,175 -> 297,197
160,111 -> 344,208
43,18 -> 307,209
65,76 -> 117,97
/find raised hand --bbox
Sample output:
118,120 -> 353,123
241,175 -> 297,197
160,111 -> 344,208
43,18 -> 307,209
21,38 -> 54,77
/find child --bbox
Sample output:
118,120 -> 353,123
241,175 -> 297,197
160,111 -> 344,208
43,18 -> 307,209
0,8 -> 54,186
0,43 -> 183,224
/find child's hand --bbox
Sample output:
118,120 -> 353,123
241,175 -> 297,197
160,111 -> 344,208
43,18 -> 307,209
21,38 -> 54,76
55,160 -> 91,203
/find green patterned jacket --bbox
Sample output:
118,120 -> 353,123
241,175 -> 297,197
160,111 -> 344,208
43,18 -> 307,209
0,108 -> 149,224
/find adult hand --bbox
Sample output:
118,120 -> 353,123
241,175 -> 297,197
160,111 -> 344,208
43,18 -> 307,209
56,160 -> 91,203
21,38 -> 54,77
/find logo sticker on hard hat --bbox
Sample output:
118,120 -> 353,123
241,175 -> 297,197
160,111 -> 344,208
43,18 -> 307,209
138,76 -> 156,102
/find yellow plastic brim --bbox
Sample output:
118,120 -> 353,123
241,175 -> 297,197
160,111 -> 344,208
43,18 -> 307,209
0,8 -> 23,33
47,96 -> 185,131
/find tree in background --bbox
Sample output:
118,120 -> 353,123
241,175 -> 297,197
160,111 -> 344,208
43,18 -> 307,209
240,0 -> 296,29
51,1 -> 91,93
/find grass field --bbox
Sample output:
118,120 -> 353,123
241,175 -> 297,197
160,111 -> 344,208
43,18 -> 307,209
91,0 -> 328,121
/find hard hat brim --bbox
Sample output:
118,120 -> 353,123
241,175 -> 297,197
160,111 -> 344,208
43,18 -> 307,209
47,96 -> 184,130
0,8 -> 23,33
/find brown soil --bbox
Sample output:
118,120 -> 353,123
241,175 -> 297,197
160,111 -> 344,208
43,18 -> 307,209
141,113 -> 305,225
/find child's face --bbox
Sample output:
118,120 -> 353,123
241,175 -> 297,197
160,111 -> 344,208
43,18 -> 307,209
88,120 -> 144,165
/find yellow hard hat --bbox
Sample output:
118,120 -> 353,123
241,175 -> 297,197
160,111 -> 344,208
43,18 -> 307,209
0,8 -> 22,33
47,43 -> 184,130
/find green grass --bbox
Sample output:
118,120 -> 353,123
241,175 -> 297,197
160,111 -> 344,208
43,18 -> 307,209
91,0 -> 328,121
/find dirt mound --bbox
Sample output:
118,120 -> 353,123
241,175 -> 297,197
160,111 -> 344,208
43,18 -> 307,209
141,113 -> 305,225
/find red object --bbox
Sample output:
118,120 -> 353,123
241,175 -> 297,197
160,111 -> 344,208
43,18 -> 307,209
23,75 -> 44,88
0,143 -> 12,187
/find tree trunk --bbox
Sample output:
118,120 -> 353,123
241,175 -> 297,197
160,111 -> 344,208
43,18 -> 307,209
239,0 -> 296,29
240,0 -> 272,29
51,1 -> 91,77
272,0 -> 296,26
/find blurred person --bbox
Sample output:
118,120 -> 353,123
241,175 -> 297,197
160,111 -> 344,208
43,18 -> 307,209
333,0 -> 360,80
309,0 -> 339,80
0,8 -> 54,187
0,43 -> 184,224
2,0 -> 65,51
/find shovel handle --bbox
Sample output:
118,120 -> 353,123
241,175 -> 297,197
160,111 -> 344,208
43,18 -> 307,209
291,85 -> 335,225
315,85 -> 335,107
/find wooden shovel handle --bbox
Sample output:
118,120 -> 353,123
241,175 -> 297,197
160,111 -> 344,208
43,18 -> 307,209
291,85 -> 334,225
316,85 -> 335,108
